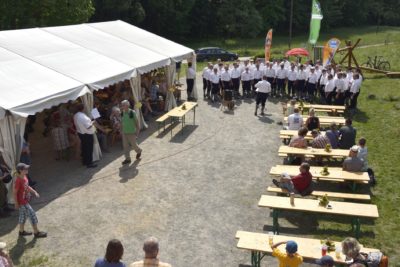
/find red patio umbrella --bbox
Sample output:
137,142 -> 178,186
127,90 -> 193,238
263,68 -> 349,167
285,48 -> 309,57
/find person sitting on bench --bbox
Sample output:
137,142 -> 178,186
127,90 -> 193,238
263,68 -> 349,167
272,162 -> 313,196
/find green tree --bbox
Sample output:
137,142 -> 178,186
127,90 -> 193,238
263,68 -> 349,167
0,0 -> 94,30
216,0 -> 262,38
90,0 -> 145,25
254,0 -> 286,31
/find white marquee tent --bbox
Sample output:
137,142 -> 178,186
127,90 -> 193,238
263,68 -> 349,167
0,20 -> 196,176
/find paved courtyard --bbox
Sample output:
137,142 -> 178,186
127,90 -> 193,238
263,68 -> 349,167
0,76 -> 307,267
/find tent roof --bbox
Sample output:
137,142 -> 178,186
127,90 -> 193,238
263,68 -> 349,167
0,21 -> 194,118
90,20 -> 194,62
0,47 -> 89,118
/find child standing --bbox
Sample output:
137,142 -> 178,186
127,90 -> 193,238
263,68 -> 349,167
271,240 -> 303,267
13,163 -> 47,238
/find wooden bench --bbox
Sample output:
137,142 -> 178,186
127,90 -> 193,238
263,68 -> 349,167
266,186 -> 371,201
235,230 -> 379,267
156,113 -> 170,134
258,195 -> 379,238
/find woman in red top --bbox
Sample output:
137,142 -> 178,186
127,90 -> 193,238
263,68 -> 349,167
13,163 -> 47,238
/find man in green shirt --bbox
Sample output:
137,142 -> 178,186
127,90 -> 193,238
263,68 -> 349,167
121,100 -> 142,165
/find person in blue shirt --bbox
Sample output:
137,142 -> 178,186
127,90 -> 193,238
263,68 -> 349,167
94,239 -> 126,267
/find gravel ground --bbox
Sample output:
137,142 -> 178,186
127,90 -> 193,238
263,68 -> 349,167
0,75 -> 312,267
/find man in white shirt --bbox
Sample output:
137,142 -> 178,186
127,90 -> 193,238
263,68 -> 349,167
241,67 -> 253,98
287,108 -> 304,130
287,64 -> 297,98
324,74 -> 335,105
335,72 -> 346,105
220,65 -> 232,91
265,62 -> 276,97
206,63 -> 213,99
276,63 -> 287,97
349,74 -> 361,109
73,103 -> 97,168
209,68 -> 221,102
186,62 -> 196,100
231,62 -> 241,98
254,75 -> 271,116
319,69 -> 328,103
296,64 -> 307,99
202,63 -> 211,99
306,66 -> 318,102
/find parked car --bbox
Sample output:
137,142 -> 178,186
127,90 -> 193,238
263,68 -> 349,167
195,47 -> 238,62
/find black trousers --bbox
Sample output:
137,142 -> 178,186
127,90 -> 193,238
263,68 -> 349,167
277,79 -> 285,95
78,133 -> 94,166
297,80 -> 306,97
202,78 -> 207,94
232,78 -> 240,93
187,78 -> 194,97
267,77 -> 275,95
222,81 -> 231,90
287,80 -> 295,96
206,80 -> 212,96
256,92 -> 269,107
211,83 -> 220,95
242,80 -> 251,94
350,92 -> 359,108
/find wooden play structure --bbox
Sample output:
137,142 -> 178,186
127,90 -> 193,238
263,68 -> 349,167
333,39 -> 399,78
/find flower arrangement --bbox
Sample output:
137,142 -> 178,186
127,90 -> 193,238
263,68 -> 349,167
182,104 -> 186,110
320,166 -> 329,176
135,102 -> 142,109
318,194 -> 329,207
325,143 -> 332,152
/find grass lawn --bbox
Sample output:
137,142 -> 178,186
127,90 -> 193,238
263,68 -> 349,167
184,26 -> 400,264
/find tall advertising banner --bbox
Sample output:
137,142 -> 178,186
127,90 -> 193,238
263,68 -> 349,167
308,0 -> 323,45
323,38 -> 341,66
264,29 -> 273,62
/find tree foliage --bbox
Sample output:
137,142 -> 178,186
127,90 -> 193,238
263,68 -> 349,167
0,0 -> 399,40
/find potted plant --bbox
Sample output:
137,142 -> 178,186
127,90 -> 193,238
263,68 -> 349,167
320,166 -> 329,176
325,143 -> 332,152
318,194 -> 329,207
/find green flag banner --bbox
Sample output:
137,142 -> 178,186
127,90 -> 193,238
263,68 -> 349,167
308,0 -> 323,45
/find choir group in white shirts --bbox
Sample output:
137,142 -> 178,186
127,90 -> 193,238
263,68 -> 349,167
199,58 -> 363,108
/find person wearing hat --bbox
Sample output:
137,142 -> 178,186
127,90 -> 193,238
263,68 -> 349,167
0,242 -> 14,267
296,64 -> 307,99
316,255 -> 334,267
13,163 -> 47,238
343,146 -> 364,172
271,240 -> 303,267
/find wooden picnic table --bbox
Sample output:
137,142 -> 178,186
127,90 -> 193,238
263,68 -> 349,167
258,195 -> 379,238
278,145 -> 349,158
269,165 -> 369,191
284,116 -> 346,127
235,231 -> 379,267
286,103 -> 345,115
279,130 -> 326,140
156,101 -> 198,137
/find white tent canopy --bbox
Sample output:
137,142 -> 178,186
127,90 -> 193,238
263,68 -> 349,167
0,47 -> 90,118
90,20 -> 194,63
43,24 -> 171,75
0,20 -> 194,172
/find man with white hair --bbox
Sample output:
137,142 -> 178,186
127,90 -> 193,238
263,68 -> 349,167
343,145 -> 364,172
121,100 -> 142,165
129,236 -> 171,267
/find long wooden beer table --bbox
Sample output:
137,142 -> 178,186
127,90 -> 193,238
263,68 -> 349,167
235,231 -> 379,267
279,130 -> 326,140
258,195 -> 379,239
166,101 -> 198,136
278,145 -> 349,158
284,116 -> 346,127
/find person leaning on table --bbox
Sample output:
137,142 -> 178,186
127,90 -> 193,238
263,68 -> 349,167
270,240 -> 303,267
343,146 -> 364,172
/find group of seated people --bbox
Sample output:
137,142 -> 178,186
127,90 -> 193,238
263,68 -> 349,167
94,237 -> 171,267
271,237 -> 387,267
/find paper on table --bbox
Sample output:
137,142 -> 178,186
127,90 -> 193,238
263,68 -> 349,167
91,108 -> 101,119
